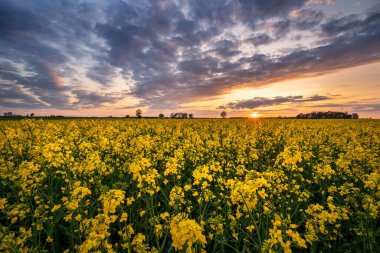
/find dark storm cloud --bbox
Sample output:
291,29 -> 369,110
72,90 -> 126,108
87,62 -> 118,86
239,0 -> 307,23
220,95 -> 330,109
352,104 -> 380,112
262,8 -> 323,39
0,83 -> 45,108
0,0 -> 102,109
322,14 -> 362,36
135,9 -> 378,108
0,0 -> 379,110
0,60 -> 70,108
204,10 -> 380,102
292,8 -> 324,30
306,101 -> 380,113
209,39 -> 242,57
181,0 -> 238,27
271,20 -> 292,38
178,57 -> 220,76
243,34 -> 273,46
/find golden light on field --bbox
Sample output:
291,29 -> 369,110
251,112 -> 260,118
0,118 -> 379,252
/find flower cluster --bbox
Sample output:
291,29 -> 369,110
0,118 -> 379,252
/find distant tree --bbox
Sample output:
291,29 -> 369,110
352,113 -> 359,119
296,111 -> 359,119
125,115 -> 130,118
26,114 -> 29,117
30,113 -> 34,117
221,111 -> 227,118
136,109 -> 142,118
169,112 -> 193,119
159,113 -> 165,118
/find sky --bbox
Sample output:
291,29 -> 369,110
0,0 -> 379,118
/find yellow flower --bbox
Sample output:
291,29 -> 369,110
0,198 -> 7,211
126,197 -> 135,206
155,224 -> 163,237
131,233 -> 155,253
164,157 -> 179,176
46,236 -> 53,243
51,204 -> 61,212
64,213 -> 72,221
192,165 -> 213,186
63,185 -> 91,211
170,214 -> 206,251
120,213 -> 128,222
160,212 -> 170,220
169,186 -> 185,207
99,189 -> 125,214
246,225 -> 255,232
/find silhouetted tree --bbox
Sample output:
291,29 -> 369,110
296,111 -> 359,119
136,109 -> 142,118
159,113 -> 165,118
125,115 -> 130,118
169,112 -> 193,119
221,111 -> 227,118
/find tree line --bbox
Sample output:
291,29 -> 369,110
296,111 -> 359,119
126,109 -> 194,119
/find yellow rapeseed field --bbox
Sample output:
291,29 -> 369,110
0,119 -> 379,252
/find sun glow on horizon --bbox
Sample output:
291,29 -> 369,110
251,112 -> 260,118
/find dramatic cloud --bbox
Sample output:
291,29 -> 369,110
243,34 -> 273,46
0,83 -> 46,109
72,90 -> 127,108
220,95 -> 331,109
305,99 -> 380,112
0,0 -> 379,114
307,0 -> 336,5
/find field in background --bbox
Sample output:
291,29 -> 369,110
0,119 -> 379,252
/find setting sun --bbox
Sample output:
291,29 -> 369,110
251,112 -> 260,118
